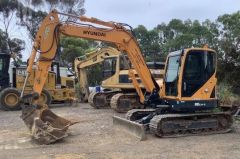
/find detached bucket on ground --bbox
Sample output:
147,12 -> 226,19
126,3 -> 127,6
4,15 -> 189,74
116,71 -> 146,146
21,104 -> 78,144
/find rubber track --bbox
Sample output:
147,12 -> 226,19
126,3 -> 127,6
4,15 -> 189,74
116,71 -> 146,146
149,112 -> 233,138
110,93 -> 124,112
88,92 -> 98,107
110,93 -> 142,113
88,91 -> 119,108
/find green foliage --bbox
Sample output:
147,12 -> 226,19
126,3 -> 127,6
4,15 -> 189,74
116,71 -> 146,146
60,37 -> 91,64
0,0 -> 86,60
134,25 -> 162,61
0,0 -> 19,16
0,0 -> 26,58
60,38 -> 95,65
17,0 -> 85,39
134,19 -> 219,62
156,19 -> 218,53
30,0 -> 85,15
59,36 -> 101,86
0,28 -> 24,58
0,29 -> 8,52
216,11 -> 240,88
7,38 -> 25,58
19,10 -> 47,39
87,65 -> 103,86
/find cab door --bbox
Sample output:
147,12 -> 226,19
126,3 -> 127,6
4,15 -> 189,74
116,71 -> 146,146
181,50 -> 216,97
164,54 -> 181,97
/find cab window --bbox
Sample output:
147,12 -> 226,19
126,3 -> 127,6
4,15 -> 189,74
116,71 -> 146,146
0,58 -> 3,72
103,57 -> 117,79
182,51 -> 216,97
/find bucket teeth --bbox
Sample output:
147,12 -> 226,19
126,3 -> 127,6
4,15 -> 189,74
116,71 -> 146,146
112,115 -> 146,140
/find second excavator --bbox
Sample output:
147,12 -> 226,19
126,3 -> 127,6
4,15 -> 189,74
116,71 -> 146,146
21,10 -> 232,144
74,47 -> 164,112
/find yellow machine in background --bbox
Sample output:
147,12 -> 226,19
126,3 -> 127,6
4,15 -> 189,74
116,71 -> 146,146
75,47 -> 164,112
17,63 -> 75,104
74,47 -> 120,102
0,60 -> 75,110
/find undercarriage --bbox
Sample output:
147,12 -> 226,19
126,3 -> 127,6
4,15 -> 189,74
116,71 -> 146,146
113,108 -> 233,140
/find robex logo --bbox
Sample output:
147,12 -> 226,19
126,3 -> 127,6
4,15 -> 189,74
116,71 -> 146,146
83,31 -> 106,37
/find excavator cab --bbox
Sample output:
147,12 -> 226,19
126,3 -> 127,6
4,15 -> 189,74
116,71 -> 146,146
181,50 -> 216,98
102,54 -> 130,80
163,48 -> 217,112
0,53 -> 10,90
51,61 -> 62,86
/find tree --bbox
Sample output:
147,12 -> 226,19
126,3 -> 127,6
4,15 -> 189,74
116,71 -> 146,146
0,28 -> 25,62
60,36 -> 102,86
156,19 -> 218,53
134,25 -> 161,61
87,65 -> 103,86
216,11 -> 240,90
0,29 -> 8,52
0,0 -> 25,58
18,0 -> 85,39
60,37 -> 96,65
29,0 -> 85,15
0,0 -> 86,60
134,19 -> 219,62
18,9 -> 47,40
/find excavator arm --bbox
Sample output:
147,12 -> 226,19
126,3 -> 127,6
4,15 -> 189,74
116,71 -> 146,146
23,10 -> 156,101
74,47 -> 121,102
21,10 -> 157,144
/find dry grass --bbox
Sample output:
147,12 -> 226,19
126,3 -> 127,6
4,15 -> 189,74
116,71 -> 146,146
218,83 -> 240,106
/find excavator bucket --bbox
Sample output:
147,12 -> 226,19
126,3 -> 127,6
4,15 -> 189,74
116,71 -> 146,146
21,104 -> 78,144
112,115 -> 146,140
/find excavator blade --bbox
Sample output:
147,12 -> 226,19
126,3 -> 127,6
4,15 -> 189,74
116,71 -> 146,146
21,104 -> 78,144
112,115 -> 146,140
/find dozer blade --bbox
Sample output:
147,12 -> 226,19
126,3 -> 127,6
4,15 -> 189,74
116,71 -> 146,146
21,104 -> 78,144
112,115 -> 146,140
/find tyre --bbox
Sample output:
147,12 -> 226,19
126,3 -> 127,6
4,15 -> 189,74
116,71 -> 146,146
0,87 -> 21,111
38,89 -> 52,106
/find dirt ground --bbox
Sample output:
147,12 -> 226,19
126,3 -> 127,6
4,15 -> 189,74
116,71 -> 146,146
0,103 -> 240,159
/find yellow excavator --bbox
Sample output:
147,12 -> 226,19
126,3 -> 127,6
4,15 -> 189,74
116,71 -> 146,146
74,47 -> 121,103
113,45 -> 233,139
20,10 -> 232,144
74,47 -> 164,112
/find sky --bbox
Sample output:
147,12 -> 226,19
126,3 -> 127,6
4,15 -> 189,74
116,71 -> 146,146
1,0 -> 240,61
85,0 -> 240,29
